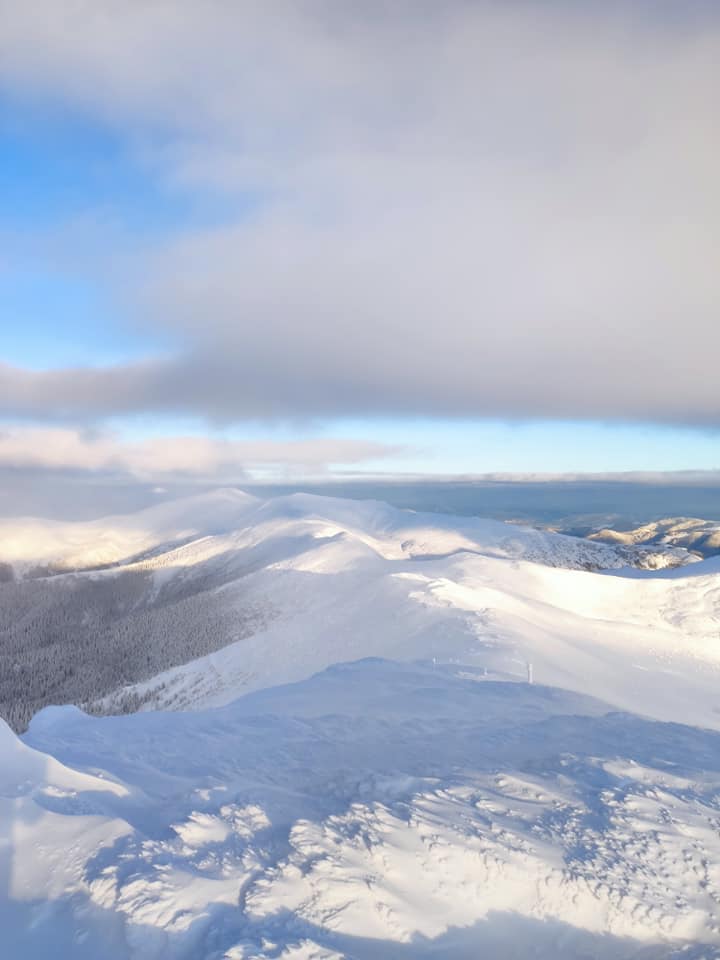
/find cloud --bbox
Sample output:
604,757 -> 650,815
0,427 -> 403,480
0,2 -> 719,425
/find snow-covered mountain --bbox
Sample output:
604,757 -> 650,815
0,489 -> 702,730
0,488 -> 261,574
2,490 -> 720,958
588,516 -> 720,558
0,487 -> 696,576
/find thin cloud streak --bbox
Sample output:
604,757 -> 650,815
0,427 -> 404,480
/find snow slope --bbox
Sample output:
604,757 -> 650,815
2,490 -> 720,958
2,488 -> 699,730
6,661 -> 720,959
81,491 -> 719,731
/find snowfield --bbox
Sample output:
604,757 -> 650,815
2,490 -> 720,959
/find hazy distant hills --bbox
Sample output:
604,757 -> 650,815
4,490 -> 720,957
586,516 -> 720,558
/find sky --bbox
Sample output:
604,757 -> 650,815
1,0 -> 719,491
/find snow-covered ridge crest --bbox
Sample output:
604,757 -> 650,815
0,488 -> 714,734
0,486 -> 691,574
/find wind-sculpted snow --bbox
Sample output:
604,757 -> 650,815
3,660 -> 720,959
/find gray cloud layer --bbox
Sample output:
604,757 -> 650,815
1,1 -> 719,425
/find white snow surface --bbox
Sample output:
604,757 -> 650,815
3,490 -> 720,959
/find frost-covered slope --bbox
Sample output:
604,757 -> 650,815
3,491 -> 720,958
6,660 -> 720,959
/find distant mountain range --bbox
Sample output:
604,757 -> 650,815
585,516 -> 720,558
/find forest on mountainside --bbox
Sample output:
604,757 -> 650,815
0,567 -> 269,731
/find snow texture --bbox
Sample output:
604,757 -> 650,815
2,490 -> 720,958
